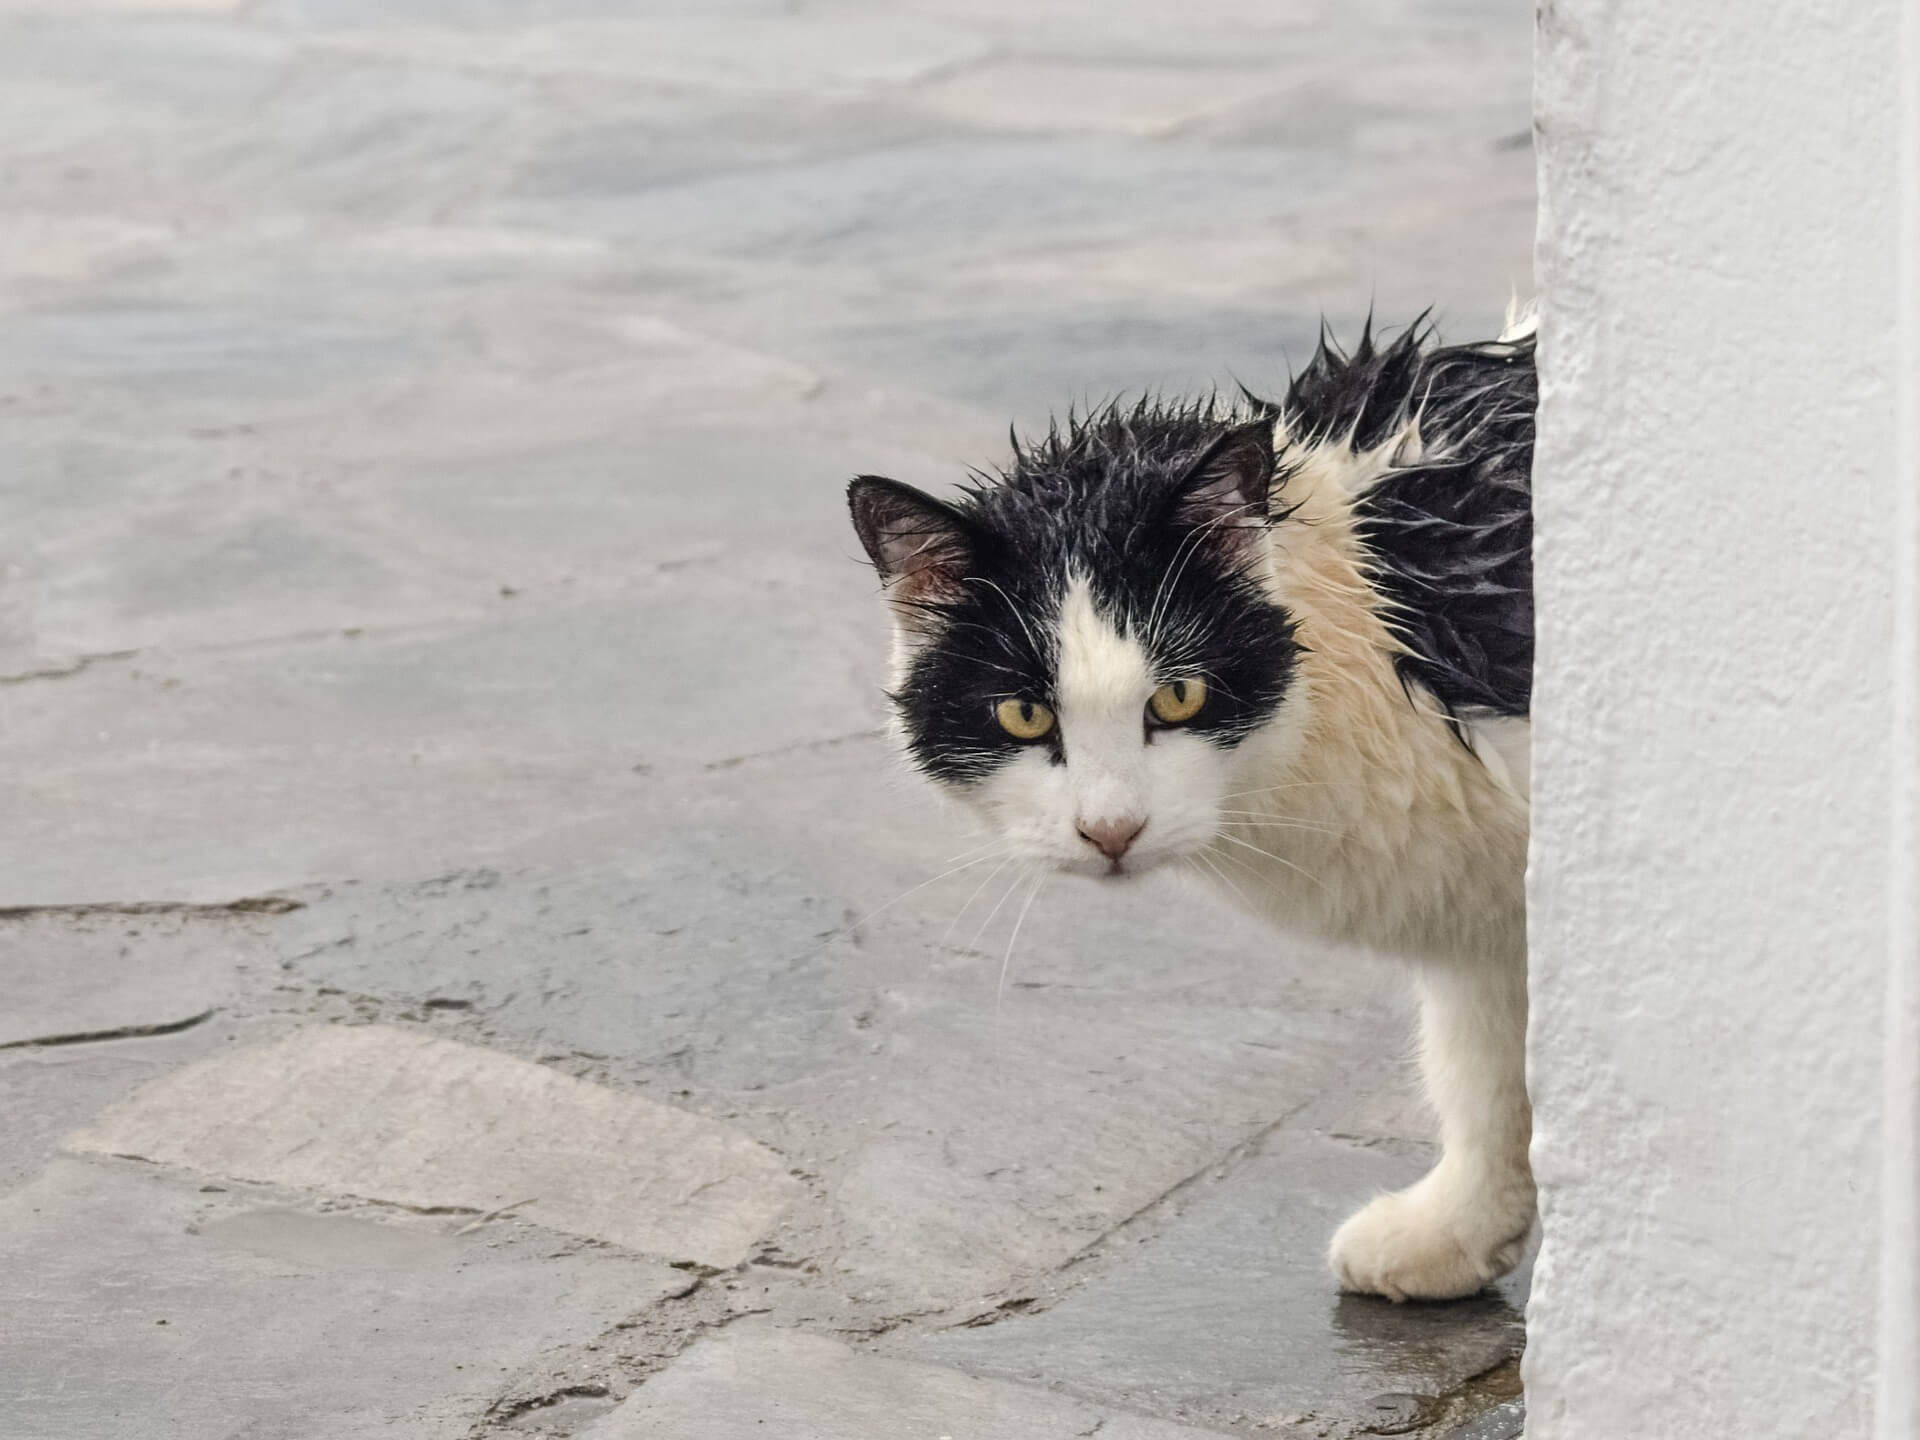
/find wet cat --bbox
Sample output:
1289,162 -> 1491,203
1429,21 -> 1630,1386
846,310 -> 1536,1302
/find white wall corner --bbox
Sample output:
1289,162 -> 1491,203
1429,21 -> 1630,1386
1527,0 -> 1913,1435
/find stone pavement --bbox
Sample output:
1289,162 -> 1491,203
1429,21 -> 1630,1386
0,2 -> 1534,1436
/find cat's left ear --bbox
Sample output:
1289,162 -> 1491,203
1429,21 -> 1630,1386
847,476 -> 975,612
1169,420 -> 1274,555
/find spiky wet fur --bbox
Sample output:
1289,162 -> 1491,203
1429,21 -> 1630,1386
847,308 -> 1538,1302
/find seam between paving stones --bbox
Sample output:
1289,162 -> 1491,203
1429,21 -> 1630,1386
0,895 -> 304,919
0,555 -> 848,705
701,726 -> 887,771
0,1007 -> 218,1051
0,649 -> 138,685
466,1268 -> 758,1437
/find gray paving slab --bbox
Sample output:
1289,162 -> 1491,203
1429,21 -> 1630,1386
71,1024 -> 803,1266
283,836 -> 852,1090
0,584 -> 886,905
0,1157 -> 678,1440
582,1322 -> 1236,1440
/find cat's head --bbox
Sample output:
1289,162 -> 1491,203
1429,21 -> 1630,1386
848,405 -> 1304,879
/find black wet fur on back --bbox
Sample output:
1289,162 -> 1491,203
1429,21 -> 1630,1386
1276,317 -> 1536,719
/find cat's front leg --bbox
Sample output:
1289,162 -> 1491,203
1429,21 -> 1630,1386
1329,949 -> 1534,1302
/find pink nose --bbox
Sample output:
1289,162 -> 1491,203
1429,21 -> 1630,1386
1077,817 -> 1144,861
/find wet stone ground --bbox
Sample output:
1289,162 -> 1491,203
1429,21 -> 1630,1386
0,2 -> 1534,1436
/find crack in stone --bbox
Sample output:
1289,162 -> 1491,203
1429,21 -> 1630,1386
702,728 -> 886,772
1043,1093 -> 1327,1282
0,896 -> 303,919
481,1383 -> 612,1426
829,1304 -> 941,1341
955,1295 -> 1037,1329
0,649 -> 138,685
0,619 -> 514,686
469,1270 -> 769,1436
917,1053 -> 1395,1340
0,1008 -> 217,1051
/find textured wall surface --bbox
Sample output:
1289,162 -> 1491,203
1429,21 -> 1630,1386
1882,4 -> 1920,1435
1529,2 -> 1908,1436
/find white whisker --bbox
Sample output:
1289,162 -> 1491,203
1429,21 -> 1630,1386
1214,809 -> 1342,829
965,576 -> 1050,663
1141,498 -> 1263,646
1214,779 -> 1358,802
1193,849 -> 1258,914
945,835 -> 1013,865
1214,821 -> 1343,840
994,869 -> 1050,1015
785,849 -> 1012,970
1141,516 -> 1217,644
965,860 -> 1035,955
942,853 -> 1016,946
1208,842 -> 1286,899
842,850 -> 1009,936
1209,832 -> 1328,891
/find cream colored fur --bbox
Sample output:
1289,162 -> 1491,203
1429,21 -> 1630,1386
1223,418 -> 1534,1302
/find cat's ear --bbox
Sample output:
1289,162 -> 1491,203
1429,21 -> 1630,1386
1169,421 -> 1274,554
848,476 -> 975,612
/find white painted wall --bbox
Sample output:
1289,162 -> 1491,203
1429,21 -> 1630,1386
1527,1 -> 1916,1436
1879,4 -> 1920,1435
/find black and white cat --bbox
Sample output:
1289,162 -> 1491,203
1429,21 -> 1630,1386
847,309 -> 1536,1302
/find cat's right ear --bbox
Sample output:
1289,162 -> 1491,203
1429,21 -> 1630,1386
847,477 -> 974,617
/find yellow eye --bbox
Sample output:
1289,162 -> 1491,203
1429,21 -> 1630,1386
995,697 -> 1056,741
1148,677 -> 1207,725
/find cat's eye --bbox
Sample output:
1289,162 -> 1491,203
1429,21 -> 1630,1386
1148,677 -> 1208,726
995,697 -> 1056,741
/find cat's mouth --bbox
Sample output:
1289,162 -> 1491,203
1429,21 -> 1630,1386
1081,848 -> 1172,881
1045,832 -> 1182,881
1050,851 -> 1141,881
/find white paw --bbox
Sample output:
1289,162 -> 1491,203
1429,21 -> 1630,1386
1328,1177 -> 1532,1303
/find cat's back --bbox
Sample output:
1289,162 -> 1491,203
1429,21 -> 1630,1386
1277,313 -> 1536,725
